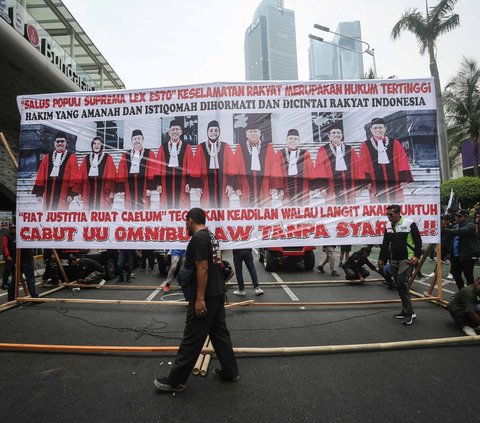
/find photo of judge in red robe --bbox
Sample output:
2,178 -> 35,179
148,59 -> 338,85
76,137 -> 117,210
116,129 -> 156,210
275,129 -> 315,206
233,118 -> 278,208
315,124 -> 364,204
31,131 -> 79,210
359,117 -> 414,203
156,120 -> 194,209
189,120 -> 236,208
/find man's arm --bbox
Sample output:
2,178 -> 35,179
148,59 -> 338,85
2,235 -> 11,260
195,259 -> 208,318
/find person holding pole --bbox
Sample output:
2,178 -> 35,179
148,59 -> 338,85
154,207 -> 238,392
378,205 -> 422,326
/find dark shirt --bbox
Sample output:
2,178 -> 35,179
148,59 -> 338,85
448,285 -> 480,317
78,257 -> 105,278
344,251 -> 377,274
185,228 -> 224,298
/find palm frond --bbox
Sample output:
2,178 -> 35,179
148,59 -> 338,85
391,10 -> 429,54
430,0 -> 459,23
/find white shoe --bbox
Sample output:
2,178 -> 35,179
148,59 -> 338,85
427,272 -> 435,277
233,290 -> 246,296
99,279 -> 106,284
254,287 -> 264,296
447,273 -> 453,280
462,326 -> 476,336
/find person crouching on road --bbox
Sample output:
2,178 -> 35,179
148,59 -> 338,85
448,276 -> 480,336
343,247 -> 377,283
68,255 -> 105,284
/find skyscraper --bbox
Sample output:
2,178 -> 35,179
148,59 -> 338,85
309,21 -> 364,80
244,0 -> 298,81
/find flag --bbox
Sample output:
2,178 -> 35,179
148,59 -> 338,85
446,188 -> 454,211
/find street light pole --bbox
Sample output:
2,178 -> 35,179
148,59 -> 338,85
312,24 -> 377,78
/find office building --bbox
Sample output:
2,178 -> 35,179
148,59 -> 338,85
244,0 -> 298,80
309,20 -> 364,80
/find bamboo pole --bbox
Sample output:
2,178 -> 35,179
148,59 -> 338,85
193,337 -> 210,375
0,285 -> 65,313
16,296 -> 438,307
0,335 -> 478,355
66,283 -> 181,290
0,132 -> 18,168
436,243 -> 443,300
200,353 -> 211,376
408,244 -> 433,288
225,300 -> 254,309
51,249 -> 69,283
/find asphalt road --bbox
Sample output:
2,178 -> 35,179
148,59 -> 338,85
1,248 -> 479,423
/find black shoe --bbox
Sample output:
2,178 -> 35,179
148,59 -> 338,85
213,368 -> 240,382
394,312 -> 416,320
317,265 -> 325,274
154,378 -> 185,392
0,284 -> 7,290
116,278 -> 124,284
402,315 -> 415,325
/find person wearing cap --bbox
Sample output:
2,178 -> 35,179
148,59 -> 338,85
359,117 -> 413,203
1,223 -> 16,291
447,276 -> 480,336
315,124 -> 364,204
68,255 -> 105,284
31,131 -> 79,210
155,120 -> 195,209
189,120 -> 237,208
443,209 -> 480,290
275,129 -> 315,206
75,136 -> 117,210
232,117 -> 277,207
116,129 -> 156,210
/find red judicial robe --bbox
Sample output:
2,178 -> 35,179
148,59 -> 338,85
315,143 -> 364,204
76,152 -> 117,210
32,152 -> 79,210
190,141 -> 236,208
116,148 -> 156,210
233,142 -> 278,208
276,148 -> 315,206
156,141 -> 194,209
359,137 -> 413,203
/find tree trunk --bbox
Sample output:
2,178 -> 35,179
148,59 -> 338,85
428,43 -> 451,181
474,135 -> 479,177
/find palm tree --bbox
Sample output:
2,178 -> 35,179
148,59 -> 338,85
391,0 -> 460,181
443,58 -> 480,177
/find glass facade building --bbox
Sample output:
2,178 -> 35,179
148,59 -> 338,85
244,0 -> 298,81
309,21 -> 364,80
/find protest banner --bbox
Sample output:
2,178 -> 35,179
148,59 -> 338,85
16,79 -> 440,249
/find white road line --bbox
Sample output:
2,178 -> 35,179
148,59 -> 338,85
145,288 -> 162,302
414,279 -> 456,295
271,272 -> 299,301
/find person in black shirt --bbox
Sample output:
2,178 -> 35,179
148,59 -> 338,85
154,207 -> 239,393
67,255 -> 105,284
343,247 -> 377,283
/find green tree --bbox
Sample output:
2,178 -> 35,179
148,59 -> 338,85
391,0 -> 460,181
440,176 -> 480,208
443,57 -> 480,177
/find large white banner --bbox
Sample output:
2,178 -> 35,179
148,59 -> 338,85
16,79 -> 440,249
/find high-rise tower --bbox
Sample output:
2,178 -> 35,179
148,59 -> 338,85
244,0 -> 298,80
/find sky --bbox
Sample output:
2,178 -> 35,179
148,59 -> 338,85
61,0 -> 478,90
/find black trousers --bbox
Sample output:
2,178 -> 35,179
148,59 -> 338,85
451,257 -> 476,290
344,267 -> 370,280
168,294 -> 238,386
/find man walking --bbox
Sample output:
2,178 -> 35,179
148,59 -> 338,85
378,204 -> 422,325
154,208 -> 238,392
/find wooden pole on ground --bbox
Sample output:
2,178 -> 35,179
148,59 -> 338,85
408,244 -> 433,288
193,337 -> 210,375
16,296 -> 438,307
0,335 -> 478,355
200,340 -> 213,376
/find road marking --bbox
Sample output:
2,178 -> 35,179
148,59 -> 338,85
271,272 -> 299,301
413,279 -> 455,295
145,288 -> 162,301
